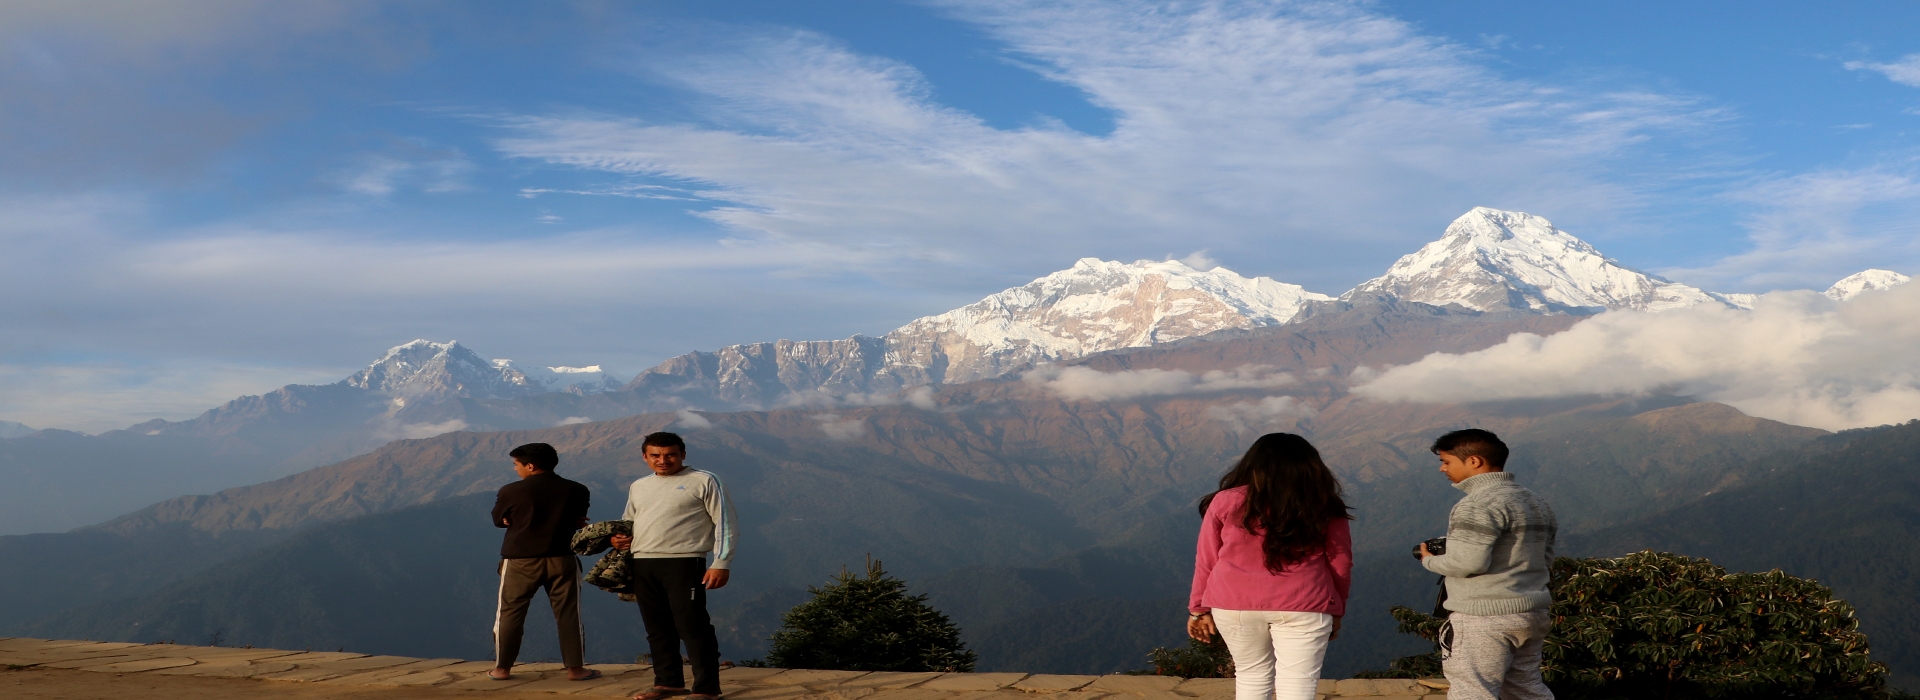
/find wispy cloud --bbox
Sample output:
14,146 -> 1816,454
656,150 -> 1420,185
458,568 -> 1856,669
497,0 -> 1724,291
1664,168 -> 1920,291
0,194 -> 947,429
812,412 -> 867,440
1024,364 -> 1295,402
1845,54 -> 1920,88
672,410 -> 713,430
1208,395 -> 1317,433
1352,286 -> 1920,430
330,145 -> 474,197
0,360 -> 344,434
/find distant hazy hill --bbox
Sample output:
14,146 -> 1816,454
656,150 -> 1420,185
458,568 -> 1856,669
1565,420 -> 1920,690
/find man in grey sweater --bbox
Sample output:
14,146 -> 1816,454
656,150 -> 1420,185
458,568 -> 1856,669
1418,429 -> 1557,700
609,431 -> 737,700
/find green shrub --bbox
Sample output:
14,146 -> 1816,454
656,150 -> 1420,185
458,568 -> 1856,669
765,558 -> 976,672
1146,634 -> 1234,678
1378,551 -> 1889,699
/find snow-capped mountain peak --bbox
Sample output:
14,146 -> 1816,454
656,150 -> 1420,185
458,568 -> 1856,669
494,360 -> 626,395
625,257 -> 1335,407
346,340 -> 542,400
1344,207 -> 1724,313
1825,269 -> 1911,301
883,257 -> 1334,383
346,340 -> 625,402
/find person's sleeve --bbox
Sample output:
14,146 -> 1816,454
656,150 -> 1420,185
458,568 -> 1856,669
620,481 -> 639,524
1190,497 -> 1225,614
706,474 -> 738,570
1423,502 -> 1500,577
491,488 -> 511,529
1326,517 -> 1353,603
570,484 -> 592,527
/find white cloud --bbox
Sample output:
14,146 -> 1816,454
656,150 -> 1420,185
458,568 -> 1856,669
1352,285 -> 1920,430
1845,54 -> 1920,88
555,416 -> 593,426
1024,364 -> 1295,402
1664,168 -> 1920,291
390,419 -> 469,441
779,385 -> 938,410
497,1 -> 1722,292
1176,250 -> 1219,271
672,410 -> 713,430
330,147 -> 474,197
812,412 -> 866,440
1208,395 -> 1317,433
0,194 -> 956,430
0,360 -> 344,434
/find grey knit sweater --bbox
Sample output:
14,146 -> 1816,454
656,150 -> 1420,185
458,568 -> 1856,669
1422,471 -> 1557,615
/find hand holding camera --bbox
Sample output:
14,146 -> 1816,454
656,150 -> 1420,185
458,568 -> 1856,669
1412,536 -> 1446,559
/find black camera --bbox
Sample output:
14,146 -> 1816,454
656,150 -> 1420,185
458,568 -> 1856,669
1412,537 -> 1446,559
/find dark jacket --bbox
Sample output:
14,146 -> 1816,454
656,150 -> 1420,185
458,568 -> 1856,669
571,519 -> 636,602
492,471 -> 592,558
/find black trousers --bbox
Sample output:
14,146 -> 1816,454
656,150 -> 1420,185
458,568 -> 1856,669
633,557 -> 721,695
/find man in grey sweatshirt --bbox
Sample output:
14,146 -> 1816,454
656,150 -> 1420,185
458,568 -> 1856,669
1418,429 -> 1557,700
609,431 -> 738,700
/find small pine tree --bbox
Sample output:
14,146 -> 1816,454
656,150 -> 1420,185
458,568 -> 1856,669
765,558 -> 977,672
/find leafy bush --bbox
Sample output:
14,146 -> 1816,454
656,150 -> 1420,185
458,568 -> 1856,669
1379,551 -> 1890,699
765,558 -> 976,672
1146,634 -> 1234,678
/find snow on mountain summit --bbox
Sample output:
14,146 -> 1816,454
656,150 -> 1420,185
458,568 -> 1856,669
496,360 -> 626,395
884,258 -> 1334,383
626,258 -> 1333,407
346,340 -> 620,400
1345,207 -> 1725,313
1824,269 -> 1911,301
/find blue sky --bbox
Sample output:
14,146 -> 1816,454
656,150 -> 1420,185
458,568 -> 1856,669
3,0 -> 1919,431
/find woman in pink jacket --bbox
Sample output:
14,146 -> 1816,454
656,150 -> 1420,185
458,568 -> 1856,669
1188,433 -> 1354,700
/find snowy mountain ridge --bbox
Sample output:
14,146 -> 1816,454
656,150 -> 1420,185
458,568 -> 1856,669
346,340 -> 621,402
883,258 -> 1333,383
622,209 -> 1908,409
1344,207 -> 1726,313
623,258 -> 1332,408
1825,269 -> 1912,301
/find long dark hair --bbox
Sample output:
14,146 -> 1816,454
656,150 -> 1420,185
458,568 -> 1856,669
1198,433 -> 1352,572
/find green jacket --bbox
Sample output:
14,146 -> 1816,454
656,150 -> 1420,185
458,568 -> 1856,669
571,520 -> 636,602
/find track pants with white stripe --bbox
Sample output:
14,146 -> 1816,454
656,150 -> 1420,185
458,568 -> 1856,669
494,556 -> 584,669
633,557 -> 721,696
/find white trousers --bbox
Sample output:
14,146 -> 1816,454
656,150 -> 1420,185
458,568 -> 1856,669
1213,609 -> 1334,700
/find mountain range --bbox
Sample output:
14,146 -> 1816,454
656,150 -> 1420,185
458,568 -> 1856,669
0,207 -> 1904,536
1,206 -> 1916,684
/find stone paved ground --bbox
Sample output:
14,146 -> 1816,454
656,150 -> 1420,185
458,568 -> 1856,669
0,638 -> 1449,699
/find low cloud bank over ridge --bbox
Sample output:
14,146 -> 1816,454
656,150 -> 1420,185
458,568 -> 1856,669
1353,285 -> 1920,430
1023,364 -> 1295,402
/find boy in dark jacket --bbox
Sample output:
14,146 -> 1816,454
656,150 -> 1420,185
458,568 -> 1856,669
490,442 -> 597,681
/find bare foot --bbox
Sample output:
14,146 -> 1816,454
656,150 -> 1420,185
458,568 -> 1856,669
488,667 -> 512,681
568,667 -> 603,681
633,687 -> 690,700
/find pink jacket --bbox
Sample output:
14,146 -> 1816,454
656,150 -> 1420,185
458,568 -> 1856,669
1190,486 -> 1353,616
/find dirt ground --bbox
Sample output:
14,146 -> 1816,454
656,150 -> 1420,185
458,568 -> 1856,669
4,666 -> 597,700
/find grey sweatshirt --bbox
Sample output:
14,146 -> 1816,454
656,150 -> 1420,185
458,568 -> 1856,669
620,468 -> 738,569
1422,471 -> 1557,615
